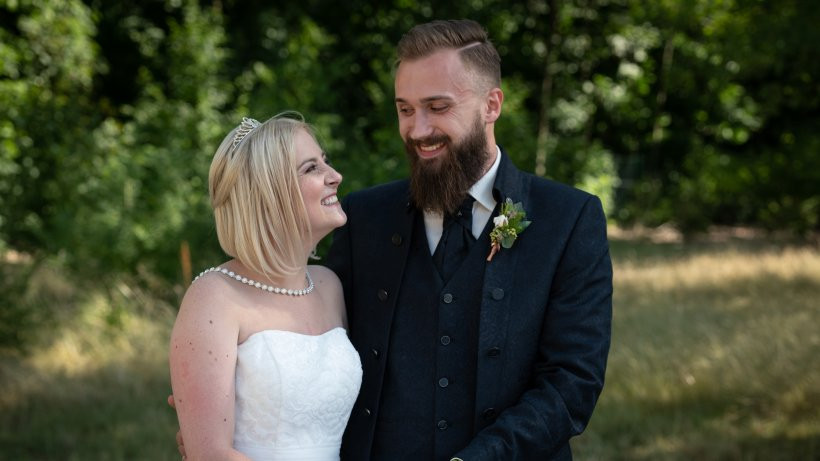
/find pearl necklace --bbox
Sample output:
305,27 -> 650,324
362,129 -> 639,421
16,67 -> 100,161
194,266 -> 315,296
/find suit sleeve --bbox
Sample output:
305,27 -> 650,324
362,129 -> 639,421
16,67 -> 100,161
453,196 -> 613,460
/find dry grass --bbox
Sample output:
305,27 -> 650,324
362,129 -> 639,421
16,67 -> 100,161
0,263 -> 179,460
1,233 -> 818,459
573,237 -> 820,460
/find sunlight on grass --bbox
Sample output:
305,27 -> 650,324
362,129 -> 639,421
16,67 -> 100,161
0,268 -> 180,460
2,238 -> 818,459
31,290 -> 172,373
616,244 -> 818,282
3,285 -> 174,402
574,241 -> 820,460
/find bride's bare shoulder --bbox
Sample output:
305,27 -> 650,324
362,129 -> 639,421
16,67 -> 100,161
177,269 -> 243,319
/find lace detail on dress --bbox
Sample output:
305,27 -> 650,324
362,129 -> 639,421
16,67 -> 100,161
233,327 -> 362,460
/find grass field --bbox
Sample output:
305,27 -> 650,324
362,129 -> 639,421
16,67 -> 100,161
572,233 -> 820,460
1,232 -> 818,459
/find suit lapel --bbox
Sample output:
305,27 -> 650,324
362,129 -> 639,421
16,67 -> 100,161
475,149 -> 532,417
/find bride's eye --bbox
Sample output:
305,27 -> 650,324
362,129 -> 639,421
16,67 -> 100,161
300,163 -> 318,175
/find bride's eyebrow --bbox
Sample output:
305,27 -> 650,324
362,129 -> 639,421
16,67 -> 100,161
298,157 -> 319,168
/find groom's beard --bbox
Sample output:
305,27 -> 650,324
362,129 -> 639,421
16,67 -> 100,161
405,116 -> 488,215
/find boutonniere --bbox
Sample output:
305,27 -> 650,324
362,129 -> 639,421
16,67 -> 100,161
487,198 -> 531,261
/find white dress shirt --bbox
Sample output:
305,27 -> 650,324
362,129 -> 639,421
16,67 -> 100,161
424,146 -> 502,254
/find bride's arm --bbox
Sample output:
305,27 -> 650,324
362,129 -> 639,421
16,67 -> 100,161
169,276 -> 249,461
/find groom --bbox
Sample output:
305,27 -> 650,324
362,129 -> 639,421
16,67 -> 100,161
326,19 -> 612,460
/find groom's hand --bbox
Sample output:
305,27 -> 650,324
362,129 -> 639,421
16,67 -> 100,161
167,394 -> 187,459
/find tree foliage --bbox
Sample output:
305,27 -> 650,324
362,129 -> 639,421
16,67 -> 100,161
1,0 -> 818,289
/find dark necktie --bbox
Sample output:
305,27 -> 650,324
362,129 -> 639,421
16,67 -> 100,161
433,196 -> 476,281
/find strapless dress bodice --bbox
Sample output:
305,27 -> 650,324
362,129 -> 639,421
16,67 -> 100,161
233,327 -> 362,460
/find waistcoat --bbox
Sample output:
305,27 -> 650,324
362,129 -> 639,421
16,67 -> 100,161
371,211 -> 491,460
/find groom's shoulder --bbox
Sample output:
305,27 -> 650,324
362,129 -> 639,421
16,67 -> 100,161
500,151 -> 593,206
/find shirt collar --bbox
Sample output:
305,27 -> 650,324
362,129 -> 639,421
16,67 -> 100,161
467,145 -> 501,210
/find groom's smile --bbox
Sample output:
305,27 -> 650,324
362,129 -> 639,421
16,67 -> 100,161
408,134 -> 450,163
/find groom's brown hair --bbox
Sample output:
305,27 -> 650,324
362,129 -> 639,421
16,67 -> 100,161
396,19 -> 501,92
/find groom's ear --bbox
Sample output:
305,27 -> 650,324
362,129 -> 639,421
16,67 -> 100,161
484,87 -> 503,123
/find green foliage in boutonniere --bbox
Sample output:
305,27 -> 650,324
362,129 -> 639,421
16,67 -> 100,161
487,198 -> 531,261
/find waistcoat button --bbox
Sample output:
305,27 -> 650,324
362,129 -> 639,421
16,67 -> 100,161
442,293 -> 454,303
491,288 -> 504,300
377,289 -> 388,301
438,377 -> 449,388
437,419 -> 448,430
482,407 -> 496,419
440,335 -> 451,345
487,347 -> 501,357
391,233 -> 403,246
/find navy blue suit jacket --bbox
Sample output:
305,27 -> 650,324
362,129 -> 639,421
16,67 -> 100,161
327,150 -> 612,460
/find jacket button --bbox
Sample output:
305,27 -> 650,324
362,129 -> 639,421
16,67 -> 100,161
438,377 -> 449,388
440,335 -> 451,345
442,293 -> 454,304
437,419 -> 448,430
391,233 -> 403,246
364,408 -> 371,416
491,288 -> 504,300
377,289 -> 388,301
487,347 -> 501,357
482,407 -> 496,420
372,348 -> 379,358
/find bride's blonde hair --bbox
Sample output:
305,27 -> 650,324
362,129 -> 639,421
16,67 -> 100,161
208,112 -> 313,280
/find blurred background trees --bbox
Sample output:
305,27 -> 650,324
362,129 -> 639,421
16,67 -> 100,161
3,3 -> 817,457
1,0 -> 818,345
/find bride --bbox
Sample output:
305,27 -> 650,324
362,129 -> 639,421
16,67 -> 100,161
169,113 -> 362,460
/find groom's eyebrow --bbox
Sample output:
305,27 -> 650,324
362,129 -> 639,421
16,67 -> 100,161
422,95 -> 455,103
395,95 -> 455,104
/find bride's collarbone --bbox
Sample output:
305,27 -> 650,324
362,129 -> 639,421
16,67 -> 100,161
238,305 -> 342,341
242,290 -> 325,309
231,293 -> 339,328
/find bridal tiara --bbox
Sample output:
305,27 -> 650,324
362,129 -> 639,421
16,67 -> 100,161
232,117 -> 260,148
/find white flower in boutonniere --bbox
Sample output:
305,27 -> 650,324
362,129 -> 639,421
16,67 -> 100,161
493,214 -> 509,227
487,198 -> 531,261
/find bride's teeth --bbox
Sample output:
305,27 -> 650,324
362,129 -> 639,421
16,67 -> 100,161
321,196 -> 338,206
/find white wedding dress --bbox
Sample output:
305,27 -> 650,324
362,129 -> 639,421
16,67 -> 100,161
233,327 -> 362,460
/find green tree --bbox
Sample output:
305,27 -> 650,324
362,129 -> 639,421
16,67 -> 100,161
0,0 -> 99,253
